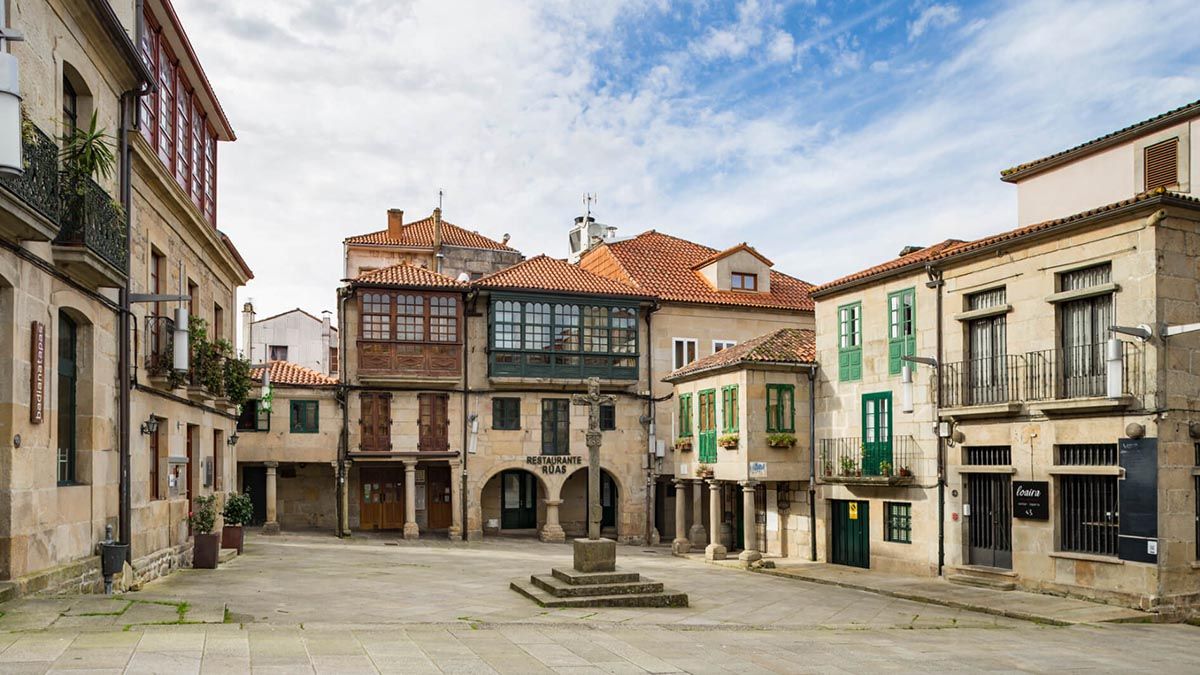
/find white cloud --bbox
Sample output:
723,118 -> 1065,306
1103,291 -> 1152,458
767,30 -> 796,63
908,3 -> 960,41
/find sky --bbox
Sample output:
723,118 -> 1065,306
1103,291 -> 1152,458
172,0 -> 1200,325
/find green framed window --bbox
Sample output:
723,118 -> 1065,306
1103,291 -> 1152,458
489,294 -> 639,380
678,393 -> 693,437
721,385 -> 739,432
887,288 -> 916,375
541,399 -> 570,455
838,302 -> 862,381
289,400 -> 319,433
237,400 -> 270,432
492,397 -> 520,430
600,403 -> 616,431
885,502 -> 912,543
766,384 -> 795,433
862,391 -> 893,476
697,389 -> 717,463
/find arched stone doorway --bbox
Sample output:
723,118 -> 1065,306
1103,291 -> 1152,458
559,468 -> 619,538
480,468 -> 546,537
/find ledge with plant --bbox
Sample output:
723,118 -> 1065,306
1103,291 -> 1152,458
674,437 -> 693,451
766,432 -> 797,448
717,433 -> 739,449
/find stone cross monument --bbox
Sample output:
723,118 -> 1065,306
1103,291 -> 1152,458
571,377 -> 615,541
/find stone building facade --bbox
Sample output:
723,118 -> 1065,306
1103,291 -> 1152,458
241,304 -> 338,376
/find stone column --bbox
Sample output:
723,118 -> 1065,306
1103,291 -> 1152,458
705,480 -> 726,560
671,479 -> 690,554
540,499 -> 566,542
739,481 -> 761,564
340,460 -> 352,536
688,479 -> 707,546
262,461 -> 280,535
448,461 -> 463,541
403,461 -> 419,540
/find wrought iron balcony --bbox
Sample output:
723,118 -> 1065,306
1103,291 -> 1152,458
143,315 -> 175,380
54,173 -> 128,280
940,355 -> 1023,408
0,123 -> 62,241
817,435 -> 920,486
1025,342 -> 1140,401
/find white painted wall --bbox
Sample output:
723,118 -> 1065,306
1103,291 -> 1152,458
245,310 -> 337,374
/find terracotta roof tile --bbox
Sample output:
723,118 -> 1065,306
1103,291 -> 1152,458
665,328 -> 815,381
352,262 -> 466,289
690,242 -> 774,270
250,360 -> 337,387
815,189 -> 1200,295
580,231 -> 814,311
344,212 -> 517,251
475,255 -> 652,298
1001,98 -> 1200,181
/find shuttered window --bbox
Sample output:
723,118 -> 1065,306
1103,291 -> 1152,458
766,384 -> 795,433
1144,137 -> 1179,191
289,400 -> 319,433
838,302 -> 862,381
677,393 -> 693,437
418,393 -> 450,452
721,385 -> 739,432
359,392 -> 392,452
887,288 -> 916,375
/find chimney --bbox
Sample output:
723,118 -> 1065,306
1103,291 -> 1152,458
501,233 -> 510,246
432,207 -> 444,273
241,301 -> 255,360
321,310 -> 333,375
387,209 -> 404,238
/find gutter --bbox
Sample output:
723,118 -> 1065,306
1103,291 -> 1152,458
808,366 -> 817,561
644,300 -> 659,544
336,286 -> 350,537
926,264 -> 947,576
461,287 -> 477,540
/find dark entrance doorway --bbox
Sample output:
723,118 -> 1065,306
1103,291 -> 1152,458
242,467 -> 267,526
426,465 -> 452,530
501,470 -> 537,529
830,499 -> 870,568
360,467 -> 405,530
967,474 -> 1013,568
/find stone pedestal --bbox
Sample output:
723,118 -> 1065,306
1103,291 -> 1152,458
705,481 -> 726,560
738,481 -> 762,564
403,461 -> 419,540
688,479 -> 707,546
573,538 -> 616,573
263,462 -> 279,536
448,461 -> 463,541
671,479 -> 690,555
540,499 -> 566,543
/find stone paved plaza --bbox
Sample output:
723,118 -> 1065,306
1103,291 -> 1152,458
1,533 -> 1199,672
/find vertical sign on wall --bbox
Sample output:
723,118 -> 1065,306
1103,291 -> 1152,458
29,321 -> 45,424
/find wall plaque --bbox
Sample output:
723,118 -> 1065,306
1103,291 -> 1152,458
1013,481 -> 1049,520
29,321 -> 45,424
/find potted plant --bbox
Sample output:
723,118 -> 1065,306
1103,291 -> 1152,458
878,460 -> 892,477
222,491 -> 253,554
718,434 -> 739,449
840,456 -> 856,476
898,466 -> 913,477
190,494 -> 220,569
675,437 -> 693,452
766,433 -> 797,448
695,464 -> 713,478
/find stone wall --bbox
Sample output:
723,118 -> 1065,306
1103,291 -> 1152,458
277,463 -> 337,531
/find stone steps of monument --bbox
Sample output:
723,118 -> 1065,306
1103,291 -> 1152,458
531,574 -> 664,597
550,567 -> 642,586
510,579 -> 689,608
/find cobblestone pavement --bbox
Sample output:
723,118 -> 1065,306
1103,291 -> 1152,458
0,533 -> 1198,673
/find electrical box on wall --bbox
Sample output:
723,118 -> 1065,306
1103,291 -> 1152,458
202,458 -> 213,488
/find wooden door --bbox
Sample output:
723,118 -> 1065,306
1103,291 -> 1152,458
861,392 -> 892,476
360,468 -> 405,530
830,500 -> 870,568
426,466 -> 452,529
418,393 -> 449,452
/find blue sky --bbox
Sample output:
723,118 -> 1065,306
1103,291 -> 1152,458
173,0 -> 1200,323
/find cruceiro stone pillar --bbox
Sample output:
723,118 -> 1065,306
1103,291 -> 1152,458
706,480 -> 726,560
672,478 -> 690,554
738,481 -> 761,564
449,461 -> 463,541
540,499 -> 566,542
263,461 -> 280,535
688,479 -> 707,546
403,461 -> 419,540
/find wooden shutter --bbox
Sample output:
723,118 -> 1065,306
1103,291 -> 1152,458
418,393 -> 449,452
360,393 -> 393,451
1145,138 -> 1179,190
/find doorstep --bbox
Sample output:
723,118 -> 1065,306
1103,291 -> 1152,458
681,556 -> 1150,625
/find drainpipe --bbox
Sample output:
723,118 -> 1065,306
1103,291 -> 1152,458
461,287 -> 476,539
643,301 -> 660,544
926,264 -> 946,576
808,365 -> 817,561
336,287 -> 350,537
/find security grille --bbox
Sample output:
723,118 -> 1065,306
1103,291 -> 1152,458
1059,474 -> 1118,556
964,446 -> 1011,466
1144,137 -> 1179,190
1057,443 -> 1117,466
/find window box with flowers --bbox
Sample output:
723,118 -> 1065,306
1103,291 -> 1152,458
675,437 -> 693,452
766,433 -> 797,449
718,434 -> 739,449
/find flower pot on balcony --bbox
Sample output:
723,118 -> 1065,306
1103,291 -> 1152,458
718,434 -> 739,449
192,532 -> 220,569
221,524 -> 244,554
675,439 -> 693,452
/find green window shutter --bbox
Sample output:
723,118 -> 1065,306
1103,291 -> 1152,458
838,302 -> 863,381
888,289 -> 916,375
289,401 -> 298,433
679,394 -> 692,437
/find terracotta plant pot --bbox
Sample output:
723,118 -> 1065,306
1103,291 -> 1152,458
221,524 -> 244,554
193,532 -> 221,569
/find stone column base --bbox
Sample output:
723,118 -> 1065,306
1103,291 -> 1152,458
688,525 -> 707,547
705,543 -> 727,561
671,538 -> 691,555
403,523 -> 420,540
648,528 -> 661,546
466,529 -> 484,542
262,522 -> 280,535
539,524 -> 566,543
738,549 -> 762,564
573,538 -> 616,572
447,526 -> 462,542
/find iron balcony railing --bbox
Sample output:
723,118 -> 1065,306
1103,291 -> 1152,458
143,315 -> 175,376
55,172 -> 128,272
940,355 -> 1023,408
818,435 -> 920,482
0,124 -> 62,222
1025,342 -> 1140,401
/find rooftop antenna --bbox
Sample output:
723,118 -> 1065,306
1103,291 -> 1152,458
583,193 -> 596,220
438,189 -> 444,210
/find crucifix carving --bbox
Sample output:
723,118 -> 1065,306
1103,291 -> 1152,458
572,377 -> 615,541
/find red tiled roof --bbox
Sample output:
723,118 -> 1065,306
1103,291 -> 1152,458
690,242 -> 773,270
250,360 -> 337,387
344,212 -> 517,252
1001,98 -> 1200,181
815,189 -> 1200,295
665,328 -> 816,381
475,255 -> 652,298
352,262 -> 466,289
579,231 -> 814,311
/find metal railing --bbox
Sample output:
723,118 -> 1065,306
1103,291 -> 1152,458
0,124 -> 61,222
143,315 -> 175,376
1025,342 -> 1140,401
940,355 -> 1023,407
818,435 -> 921,480
55,173 -> 128,272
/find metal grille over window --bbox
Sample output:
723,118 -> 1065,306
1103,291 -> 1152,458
1144,137 -> 1179,190
884,502 -> 912,543
1057,443 -> 1117,466
1060,474 -> 1119,556
964,446 -> 1011,466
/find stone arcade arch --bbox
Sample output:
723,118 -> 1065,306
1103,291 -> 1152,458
558,466 -> 622,539
477,465 -> 549,538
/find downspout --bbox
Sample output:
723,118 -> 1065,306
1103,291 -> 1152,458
644,301 -> 660,544
926,264 -> 946,576
808,365 -> 817,561
461,288 -> 476,539
336,287 -> 350,537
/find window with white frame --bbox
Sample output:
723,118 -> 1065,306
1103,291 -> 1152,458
713,339 -> 736,353
673,338 -> 697,370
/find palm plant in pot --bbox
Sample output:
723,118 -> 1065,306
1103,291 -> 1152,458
222,491 -> 253,554
189,494 -> 220,569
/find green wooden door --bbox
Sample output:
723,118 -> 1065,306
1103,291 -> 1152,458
698,389 -> 717,463
831,500 -> 870,568
500,470 -> 537,529
861,392 -> 893,476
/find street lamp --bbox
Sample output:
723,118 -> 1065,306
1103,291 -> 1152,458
227,433 -> 239,447
0,5 -> 26,176
140,416 -> 159,435
900,355 -> 939,414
